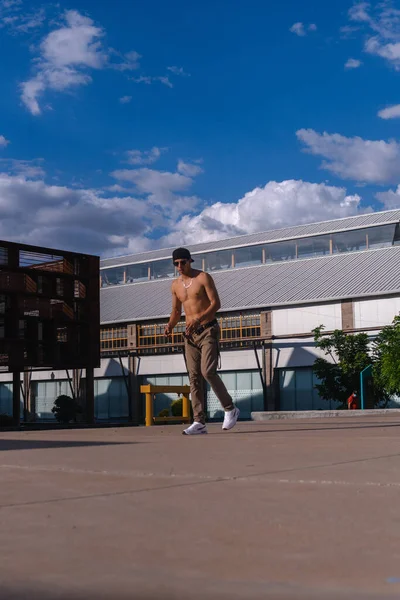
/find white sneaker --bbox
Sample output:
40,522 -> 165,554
222,407 -> 240,430
182,422 -> 208,435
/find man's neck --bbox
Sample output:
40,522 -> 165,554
181,268 -> 195,279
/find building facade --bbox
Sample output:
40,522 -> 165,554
2,209 -> 400,421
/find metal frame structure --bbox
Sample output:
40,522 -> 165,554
140,384 -> 191,426
0,240 -> 100,424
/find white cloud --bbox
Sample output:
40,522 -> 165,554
167,66 -> 190,76
290,22 -> 306,36
157,75 -> 173,88
131,75 -> 152,85
376,185 -> 400,209
110,49 -> 141,72
340,25 -> 360,38
348,2 -> 400,69
39,11 -> 106,68
1,0 -> 22,7
131,75 -> 173,88
296,128 -> 400,184
0,0 -> 45,32
21,10 -> 106,115
348,2 -> 371,24
289,22 -> 316,36
119,95 -> 132,104
112,168 -> 192,195
0,169 -> 151,256
110,161 -> 203,218
177,159 -> 203,177
125,147 -> 166,165
0,135 -> 10,147
0,158 -> 45,178
378,104 -> 400,119
345,58 -> 362,68
161,180 -> 363,246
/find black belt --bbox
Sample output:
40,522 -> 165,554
193,318 -> 218,335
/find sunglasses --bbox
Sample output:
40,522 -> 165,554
173,259 -> 188,266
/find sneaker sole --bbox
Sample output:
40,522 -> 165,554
182,429 -> 208,435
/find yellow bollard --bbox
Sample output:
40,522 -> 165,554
182,394 -> 190,419
145,392 -> 153,426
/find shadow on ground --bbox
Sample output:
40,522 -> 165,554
0,439 -> 136,451
0,583 -> 391,600
228,421 -> 400,435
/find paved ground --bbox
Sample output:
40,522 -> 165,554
1,416 -> 400,599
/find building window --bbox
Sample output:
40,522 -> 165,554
265,241 -> 296,262
191,253 -> 207,270
100,326 -> 128,351
137,321 -> 185,352
332,229 -> 367,253
394,224 -> 400,246
151,259 -> 176,280
296,235 -> 331,259
204,250 -> 233,271
101,267 -> 125,286
219,314 -> 261,341
365,224 -> 396,249
234,246 -> 263,267
126,263 -> 149,283
133,314 -> 261,354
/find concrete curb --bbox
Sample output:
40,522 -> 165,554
251,408 -> 400,420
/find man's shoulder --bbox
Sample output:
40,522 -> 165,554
197,270 -> 214,283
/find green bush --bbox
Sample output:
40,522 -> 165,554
171,396 -> 193,418
158,408 -> 170,417
52,395 -> 81,424
0,413 -> 14,427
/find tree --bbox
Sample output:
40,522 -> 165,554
52,394 -> 81,424
312,326 -> 387,409
372,315 -> 400,397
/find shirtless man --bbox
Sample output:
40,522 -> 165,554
164,247 -> 240,435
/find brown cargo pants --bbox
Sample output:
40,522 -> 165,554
184,322 -> 234,424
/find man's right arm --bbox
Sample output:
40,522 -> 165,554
164,284 -> 182,336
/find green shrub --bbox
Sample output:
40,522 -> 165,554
171,396 -> 193,418
52,395 -> 81,424
158,408 -> 170,417
0,413 -> 14,427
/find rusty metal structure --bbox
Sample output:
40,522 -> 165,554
0,240 -> 100,424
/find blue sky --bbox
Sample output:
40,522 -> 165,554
1,0 -> 400,257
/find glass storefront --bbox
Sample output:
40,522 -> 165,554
279,368 -> 339,411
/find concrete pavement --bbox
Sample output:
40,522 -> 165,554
1,416 -> 400,599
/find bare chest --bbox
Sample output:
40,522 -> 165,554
175,280 -> 205,304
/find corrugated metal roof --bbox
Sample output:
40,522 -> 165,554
100,245 -> 400,324
100,208 -> 400,268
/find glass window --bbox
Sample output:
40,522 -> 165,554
394,224 -> 400,246
234,245 -> 263,267
101,267 -> 125,286
265,241 -> 296,262
204,250 -> 233,271
191,253 -> 206,270
366,224 -> 396,249
151,259 -> 176,279
297,235 -> 331,259
332,229 -> 367,253
126,263 -> 149,283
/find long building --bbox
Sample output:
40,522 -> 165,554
2,208 -> 400,421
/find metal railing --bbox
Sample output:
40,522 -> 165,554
100,314 -> 261,355
100,326 -> 128,351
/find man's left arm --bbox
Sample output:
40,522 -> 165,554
198,273 -> 221,324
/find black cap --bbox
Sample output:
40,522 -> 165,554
172,247 -> 194,262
